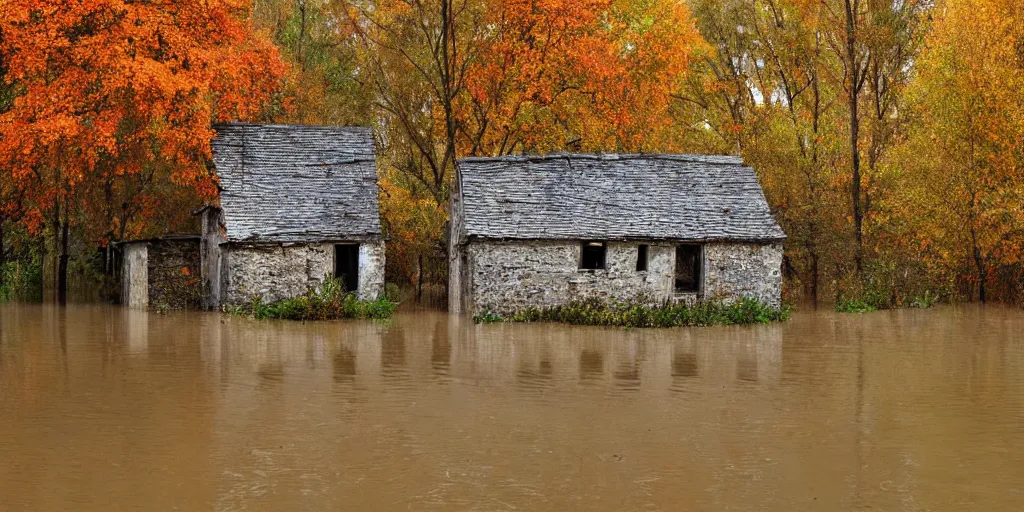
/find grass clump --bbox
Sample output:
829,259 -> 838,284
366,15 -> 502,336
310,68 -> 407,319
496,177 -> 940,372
229,278 -> 397,321
475,297 -> 789,328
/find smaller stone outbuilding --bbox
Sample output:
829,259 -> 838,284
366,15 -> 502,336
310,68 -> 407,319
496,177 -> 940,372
448,153 -> 786,316
201,123 -> 386,309
120,236 -> 203,309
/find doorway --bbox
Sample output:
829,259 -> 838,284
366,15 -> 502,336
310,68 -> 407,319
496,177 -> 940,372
674,244 -> 702,293
335,244 -> 360,294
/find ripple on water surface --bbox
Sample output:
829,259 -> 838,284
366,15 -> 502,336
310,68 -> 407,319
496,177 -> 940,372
0,304 -> 1023,510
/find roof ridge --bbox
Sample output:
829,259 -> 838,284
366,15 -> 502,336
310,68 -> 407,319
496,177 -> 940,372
458,152 -> 744,166
214,122 -> 373,132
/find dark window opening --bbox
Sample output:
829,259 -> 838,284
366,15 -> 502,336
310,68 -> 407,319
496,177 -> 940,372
580,241 -> 606,270
674,245 -> 702,293
334,244 -> 360,293
636,244 -> 649,271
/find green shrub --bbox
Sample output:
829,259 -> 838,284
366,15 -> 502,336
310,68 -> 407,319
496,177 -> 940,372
476,297 -> 790,328
230,278 -> 398,321
834,298 -> 878,313
0,260 -> 43,303
836,287 -> 941,313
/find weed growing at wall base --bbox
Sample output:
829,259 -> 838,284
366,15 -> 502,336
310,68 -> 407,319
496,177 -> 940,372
228,278 -> 397,321
475,297 -> 790,328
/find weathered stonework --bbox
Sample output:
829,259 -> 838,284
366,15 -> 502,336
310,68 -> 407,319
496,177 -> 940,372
122,243 -> 148,309
460,240 -> 783,316
220,242 -> 385,307
147,239 -> 202,309
120,238 -> 202,309
356,241 -> 386,301
703,242 -> 783,307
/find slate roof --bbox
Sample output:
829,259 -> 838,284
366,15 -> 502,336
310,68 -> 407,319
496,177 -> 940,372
211,123 -> 382,243
457,153 -> 786,242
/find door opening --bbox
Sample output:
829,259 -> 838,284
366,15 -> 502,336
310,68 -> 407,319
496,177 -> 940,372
674,244 -> 702,293
335,244 -> 360,293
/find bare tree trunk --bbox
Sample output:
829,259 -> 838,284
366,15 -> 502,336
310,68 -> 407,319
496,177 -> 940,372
58,212 -> 69,305
417,254 -> 424,302
0,219 -> 6,291
440,0 -> 460,185
51,197 -> 60,302
845,0 -> 865,278
297,0 -> 307,72
970,227 -> 986,303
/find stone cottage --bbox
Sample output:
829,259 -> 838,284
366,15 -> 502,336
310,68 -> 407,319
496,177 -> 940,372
448,153 -> 786,315
200,123 -> 385,309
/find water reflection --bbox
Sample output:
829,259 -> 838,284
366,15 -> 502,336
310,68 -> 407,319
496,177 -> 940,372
332,346 -> 356,381
430,319 -> 450,372
381,327 -> 406,371
579,349 -> 604,380
672,349 -> 699,378
1,305 -> 1023,511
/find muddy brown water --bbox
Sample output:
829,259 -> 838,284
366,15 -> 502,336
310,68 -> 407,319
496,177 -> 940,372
1,304 -> 1022,511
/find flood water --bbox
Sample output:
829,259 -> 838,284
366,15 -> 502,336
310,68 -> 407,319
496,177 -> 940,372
1,305 -> 1022,511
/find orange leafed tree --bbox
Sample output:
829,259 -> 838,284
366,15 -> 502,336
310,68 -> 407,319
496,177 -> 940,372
456,0 -> 704,156
891,0 -> 1024,302
0,0 -> 289,300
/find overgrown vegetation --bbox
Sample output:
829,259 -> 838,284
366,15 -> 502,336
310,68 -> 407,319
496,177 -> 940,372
475,298 -> 790,328
228,278 -> 397,321
835,288 -> 941,313
0,260 -> 42,303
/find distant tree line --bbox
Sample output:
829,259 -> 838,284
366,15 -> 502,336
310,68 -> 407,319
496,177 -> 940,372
1,0 -> 1021,305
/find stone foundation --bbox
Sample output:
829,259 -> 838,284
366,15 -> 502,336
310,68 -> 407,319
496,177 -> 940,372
456,240 -> 782,315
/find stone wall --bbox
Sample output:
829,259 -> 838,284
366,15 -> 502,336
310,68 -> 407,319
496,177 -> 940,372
704,242 -> 784,307
122,242 -> 148,309
357,241 -> 387,301
462,240 -> 783,315
147,239 -> 202,309
221,241 -> 385,306
464,241 -> 675,315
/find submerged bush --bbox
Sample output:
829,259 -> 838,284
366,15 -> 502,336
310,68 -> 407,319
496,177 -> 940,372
0,260 -> 43,303
229,278 -> 397,321
475,297 -> 790,328
835,285 -> 943,313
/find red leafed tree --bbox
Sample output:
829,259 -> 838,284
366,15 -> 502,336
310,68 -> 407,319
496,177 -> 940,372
0,0 -> 290,302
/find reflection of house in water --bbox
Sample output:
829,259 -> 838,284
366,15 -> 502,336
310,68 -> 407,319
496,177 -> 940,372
333,347 -> 356,382
175,314 -> 783,396
380,328 -> 407,374
672,346 -> 700,378
579,350 -> 605,380
736,341 -> 760,382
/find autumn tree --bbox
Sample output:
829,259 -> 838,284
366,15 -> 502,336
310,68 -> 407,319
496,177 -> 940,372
253,0 -> 372,125
455,0 -> 703,156
0,0 -> 289,302
892,0 -> 1024,302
